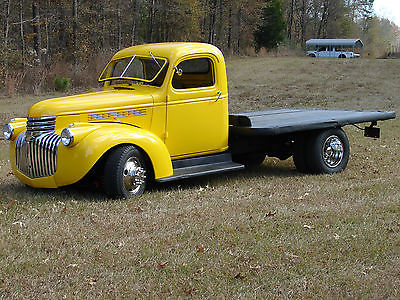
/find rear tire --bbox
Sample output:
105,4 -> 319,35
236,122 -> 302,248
307,128 -> 350,174
104,145 -> 148,199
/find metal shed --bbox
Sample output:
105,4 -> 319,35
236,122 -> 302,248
306,39 -> 364,49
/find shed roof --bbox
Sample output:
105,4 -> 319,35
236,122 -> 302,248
306,39 -> 364,48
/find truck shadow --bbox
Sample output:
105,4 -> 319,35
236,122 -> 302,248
149,162 -> 301,194
0,161 -> 302,203
0,180 -> 108,204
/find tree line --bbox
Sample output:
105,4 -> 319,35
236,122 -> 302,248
1,0 -> 399,94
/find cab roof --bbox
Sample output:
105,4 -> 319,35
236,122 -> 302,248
111,42 -> 224,64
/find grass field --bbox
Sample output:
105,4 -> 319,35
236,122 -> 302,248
1,57 -> 399,298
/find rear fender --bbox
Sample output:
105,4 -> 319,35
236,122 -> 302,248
55,123 -> 172,187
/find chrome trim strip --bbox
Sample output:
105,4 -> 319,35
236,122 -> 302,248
88,108 -> 147,121
28,116 -> 56,121
26,116 -> 56,135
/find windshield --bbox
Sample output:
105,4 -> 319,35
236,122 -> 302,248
99,55 -> 168,86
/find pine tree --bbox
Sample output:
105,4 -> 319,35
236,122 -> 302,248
254,0 -> 285,52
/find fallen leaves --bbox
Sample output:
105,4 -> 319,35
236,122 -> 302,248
7,199 -> 17,208
87,278 -> 97,286
183,286 -> 198,295
198,185 -> 209,192
132,206 -> 144,212
265,211 -> 276,217
193,267 -> 204,279
12,221 -> 24,227
128,203 -> 144,212
195,244 -> 205,253
157,262 -> 168,270
234,272 -> 246,280
297,192 -> 310,200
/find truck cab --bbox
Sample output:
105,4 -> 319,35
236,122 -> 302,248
3,43 -> 232,198
98,43 -> 229,158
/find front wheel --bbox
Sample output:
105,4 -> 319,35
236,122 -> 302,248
308,128 -> 350,174
103,145 -> 149,198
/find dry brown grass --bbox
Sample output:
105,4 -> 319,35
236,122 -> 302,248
0,57 -> 399,298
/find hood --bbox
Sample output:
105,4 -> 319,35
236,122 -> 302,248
28,89 -> 154,117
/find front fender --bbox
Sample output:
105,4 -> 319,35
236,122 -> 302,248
54,123 -> 172,187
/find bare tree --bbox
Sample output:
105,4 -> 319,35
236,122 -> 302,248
19,0 -> 25,68
235,5 -> 241,55
300,0 -> 308,47
3,0 -> 11,72
72,0 -> 78,71
208,0 -> 217,44
32,0 -> 42,63
317,0 -> 329,38
146,0 -> 155,42
287,0 -> 295,46
131,0 -> 140,45
117,0 -> 122,49
227,3 -> 233,53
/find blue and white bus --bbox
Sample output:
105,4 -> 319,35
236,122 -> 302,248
306,39 -> 363,58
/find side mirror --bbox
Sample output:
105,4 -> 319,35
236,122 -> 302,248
174,66 -> 183,76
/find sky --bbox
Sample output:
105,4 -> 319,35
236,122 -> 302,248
373,0 -> 400,27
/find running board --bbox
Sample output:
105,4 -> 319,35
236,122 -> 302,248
156,153 -> 244,183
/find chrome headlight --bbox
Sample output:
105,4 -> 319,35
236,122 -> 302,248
2,123 -> 14,140
61,128 -> 74,146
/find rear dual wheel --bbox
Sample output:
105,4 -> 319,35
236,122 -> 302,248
293,128 -> 349,174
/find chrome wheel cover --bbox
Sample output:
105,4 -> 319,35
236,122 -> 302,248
122,157 -> 146,195
322,135 -> 344,168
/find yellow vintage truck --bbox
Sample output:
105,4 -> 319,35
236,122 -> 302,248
2,43 -> 396,198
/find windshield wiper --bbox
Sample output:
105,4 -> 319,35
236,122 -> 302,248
149,51 -> 162,70
120,54 -> 136,78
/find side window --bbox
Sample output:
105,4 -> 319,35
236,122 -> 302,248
172,58 -> 214,89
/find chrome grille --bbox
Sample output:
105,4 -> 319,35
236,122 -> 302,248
15,132 -> 61,178
26,116 -> 56,136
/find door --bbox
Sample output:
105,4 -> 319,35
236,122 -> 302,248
165,56 -> 228,158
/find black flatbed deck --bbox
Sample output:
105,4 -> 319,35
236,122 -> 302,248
229,109 -> 396,136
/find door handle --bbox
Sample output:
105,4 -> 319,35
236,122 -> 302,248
215,91 -> 222,102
